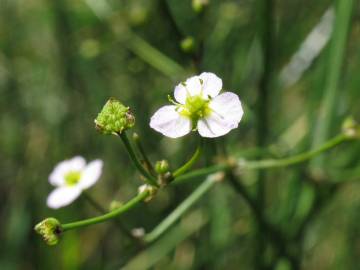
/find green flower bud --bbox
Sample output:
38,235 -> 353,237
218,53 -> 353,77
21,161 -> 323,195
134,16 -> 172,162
155,160 -> 170,175
192,0 -> 209,13
138,184 -> 158,202
109,200 -> 123,211
180,37 -> 195,53
34,218 -> 62,246
95,98 -> 135,135
342,117 -> 360,139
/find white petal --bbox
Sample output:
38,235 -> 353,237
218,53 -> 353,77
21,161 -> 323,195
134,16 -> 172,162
199,72 -> 222,98
78,159 -> 103,189
174,83 -> 187,104
49,161 -> 68,186
48,156 -> 86,187
150,105 -> 192,138
68,156 -> 86,171
174,76 -> 203,104
198,92 -> 243,138
47,186 -> 82,209
185,76 -> 202,96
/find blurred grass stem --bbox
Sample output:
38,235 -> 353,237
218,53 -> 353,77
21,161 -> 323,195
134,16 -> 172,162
143,175 -> 216,243
311,0 -> 354,169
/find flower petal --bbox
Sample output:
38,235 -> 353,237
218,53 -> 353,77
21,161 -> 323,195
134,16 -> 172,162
199,72 -> 222,98
174,83 -> 187,104
49,156 -> 86,186
78,159 -> 103,189
150,105 -> 192,138
68,156 -> 86,171
47,186 -> 82,209
197,92 -> 243,138
185,76 -> 202,96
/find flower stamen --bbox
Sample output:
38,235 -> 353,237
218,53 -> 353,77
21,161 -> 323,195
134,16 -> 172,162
64,171 -> 82,186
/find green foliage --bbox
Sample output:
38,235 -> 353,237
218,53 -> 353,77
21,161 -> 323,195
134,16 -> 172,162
1,0 -> 360,269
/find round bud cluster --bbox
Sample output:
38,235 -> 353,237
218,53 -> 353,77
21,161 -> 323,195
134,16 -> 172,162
95,98 -> 135,135
34,218 -> 62,246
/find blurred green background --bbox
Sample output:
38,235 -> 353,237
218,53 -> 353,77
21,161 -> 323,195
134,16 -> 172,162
1,0 -> 360,269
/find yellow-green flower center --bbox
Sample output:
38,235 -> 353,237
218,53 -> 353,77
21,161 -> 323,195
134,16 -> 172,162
180,95 -> 212,124
65,171 -> 81,186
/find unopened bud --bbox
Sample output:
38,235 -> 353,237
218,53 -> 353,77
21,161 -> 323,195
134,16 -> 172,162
138,184 -> 157,202
155,160 -> 170,174
109,200 -> 123,211
34,218 -> 62,246
180,37 -> 195,53
131,227 -> 145,238
192,0 -> 209,13
342,117 -> 360,139
95,98 -> 135,135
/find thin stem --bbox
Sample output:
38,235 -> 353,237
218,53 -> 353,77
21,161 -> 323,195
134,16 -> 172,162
174,133 -> 350,183
143,176 -> 216,243
172,164 -> 229,184
172,139 -> 203,178
53,132 -> 350,234
82,192 -> 138,242
119,132 -> 159,187
62,191 -> 148,232
132,133 -> 156,176
242,133 -> 348,170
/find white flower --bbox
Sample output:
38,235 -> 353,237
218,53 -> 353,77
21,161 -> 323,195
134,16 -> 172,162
47,156 -> 103,209
150,72 -> 244,138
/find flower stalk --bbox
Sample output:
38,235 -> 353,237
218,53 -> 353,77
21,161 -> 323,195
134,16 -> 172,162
62,191 -> 149,232
35,129 -> 356,245
172,139 -> 204,178
119,132 -> 159,187
132,132 -> 156,176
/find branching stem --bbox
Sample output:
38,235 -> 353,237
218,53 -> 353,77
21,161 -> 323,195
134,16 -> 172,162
119,132 -> 159,187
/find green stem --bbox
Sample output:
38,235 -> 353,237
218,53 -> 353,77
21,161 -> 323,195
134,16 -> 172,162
82,192 -> 138,242
62,191 -> 148,232
51,133 -> 350,234
120,132 -> 159,187
172,139 -> 203,178
132,132 -> 156,176
172,164 -> 229,184
175,133 -> 350,183
242,134 -> 348,170
143,176 -> 216,243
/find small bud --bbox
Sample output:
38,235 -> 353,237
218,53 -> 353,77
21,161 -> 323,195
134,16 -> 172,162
342,117 -> 360,139
180,37 -> 195,53
192,0 -> 209,13
34,218 -> 62,246
138,184 -> 157,202
155,160 -> 170,175
95,98 -> 135,135
131,227 -> 145,238
109,200 -> 123,211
